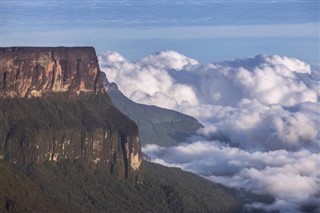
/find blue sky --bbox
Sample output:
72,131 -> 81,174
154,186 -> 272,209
1,0 -> 319,63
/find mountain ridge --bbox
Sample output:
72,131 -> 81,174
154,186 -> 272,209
101,72 -> 203,147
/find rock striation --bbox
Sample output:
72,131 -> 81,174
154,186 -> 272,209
0,47 -> 104,98
0,47 -> 142,181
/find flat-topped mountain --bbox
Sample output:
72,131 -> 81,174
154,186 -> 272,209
0,47 -> 271,212
0,47 -> 141,181
0,47 -> 104,98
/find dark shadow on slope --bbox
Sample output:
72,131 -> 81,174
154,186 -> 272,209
108,89 -> 203,147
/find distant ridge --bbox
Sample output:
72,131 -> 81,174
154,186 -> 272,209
101,72 -> 202,147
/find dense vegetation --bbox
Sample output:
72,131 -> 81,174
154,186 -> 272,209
0,93 -> 140,181
0,83 -> 273,212
0,160 -> 266,213
109,89 -> 202,147
0,161 -> 79,213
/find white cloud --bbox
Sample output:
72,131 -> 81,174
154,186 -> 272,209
139,50 -> 199,70
100,51 -> 320,151
100,51 -> 320,212
99,51 -> 199,109
143,142 -> 320,212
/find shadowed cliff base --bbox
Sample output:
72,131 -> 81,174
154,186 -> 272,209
0,47 -> 142,181
0,93 -> 141,182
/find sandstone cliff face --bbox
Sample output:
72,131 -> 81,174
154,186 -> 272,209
0,47 -> 104,98
0,47 -> 141,181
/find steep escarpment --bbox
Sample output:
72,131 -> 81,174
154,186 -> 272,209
0,47 -> 104,98
0,47 -> 141,181
0,47 -> 270,213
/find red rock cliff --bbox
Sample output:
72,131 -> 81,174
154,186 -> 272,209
0,47 -> 141,182
0,47 -> 104,98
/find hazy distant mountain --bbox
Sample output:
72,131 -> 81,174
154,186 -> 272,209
101,72 -> 202,147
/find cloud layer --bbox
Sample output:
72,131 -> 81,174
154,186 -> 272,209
143,143 -> 320,212
100,51 -> 320,212
100,51 -> 319,151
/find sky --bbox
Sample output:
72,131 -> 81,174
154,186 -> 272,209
1,0 -> 319,63
2,1 -> 320,212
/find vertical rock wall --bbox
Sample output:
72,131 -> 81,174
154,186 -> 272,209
0,47 -> 104,98
0,47 -> 142,181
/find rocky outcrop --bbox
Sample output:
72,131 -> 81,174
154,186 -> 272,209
0,47 -> 104,98
0,47 -> 142,181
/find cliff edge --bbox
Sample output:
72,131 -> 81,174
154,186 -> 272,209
0,47 -> 104,98
0,47 -> 141,181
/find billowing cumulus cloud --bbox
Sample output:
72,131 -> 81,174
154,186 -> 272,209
100,51 -> 320,212
100,51 -> 320,150
99,50 -> 199,109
